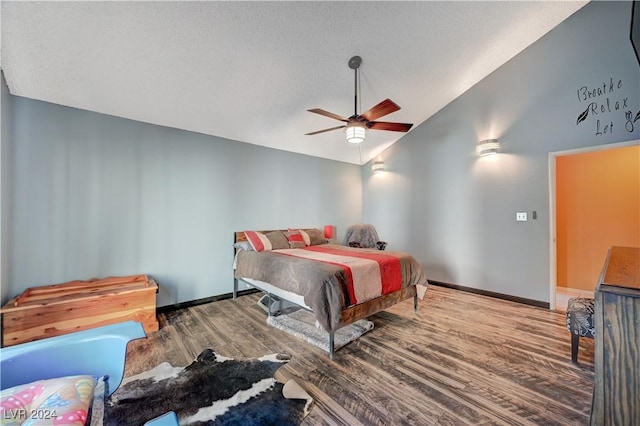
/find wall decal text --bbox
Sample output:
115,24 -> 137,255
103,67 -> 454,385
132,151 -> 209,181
575,77 -> 639,135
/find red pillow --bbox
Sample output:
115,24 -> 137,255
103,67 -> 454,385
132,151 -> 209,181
287,229 -> 310,246
285,231 -> 307,249
287,232 -> 304,243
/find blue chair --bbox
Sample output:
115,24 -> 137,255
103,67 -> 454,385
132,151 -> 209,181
0,321 -> 179,425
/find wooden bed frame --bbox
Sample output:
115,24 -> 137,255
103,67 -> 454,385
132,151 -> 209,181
233,229 -> 418,358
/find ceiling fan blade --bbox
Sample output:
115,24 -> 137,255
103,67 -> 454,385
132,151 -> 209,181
368,121 -> 413,132
305,125 -> 346,136
360,98 -> 401,122
307,108 -> 349,122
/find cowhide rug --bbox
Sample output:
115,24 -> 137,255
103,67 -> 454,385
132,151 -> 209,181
103,349 -> 313,425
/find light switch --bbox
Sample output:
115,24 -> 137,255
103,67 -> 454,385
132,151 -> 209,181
516,212 -> 527,221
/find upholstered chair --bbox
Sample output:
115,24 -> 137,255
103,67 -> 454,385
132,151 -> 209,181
565,297 -> 595,363
344,224 -> 387,250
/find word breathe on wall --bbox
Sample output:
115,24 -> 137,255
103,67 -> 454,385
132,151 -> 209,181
575,77 -> 639,136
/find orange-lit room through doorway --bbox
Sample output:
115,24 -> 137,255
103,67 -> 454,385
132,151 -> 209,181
554,143 -> 640,311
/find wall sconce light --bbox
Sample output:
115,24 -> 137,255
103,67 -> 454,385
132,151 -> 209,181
324,225 -> 334,242
372,160 -> 385,173
476,139 -> 500,156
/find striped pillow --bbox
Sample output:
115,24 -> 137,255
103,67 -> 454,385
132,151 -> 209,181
285,230 -> 307,248
287,229 -> 311,246
244,231 -> 273,252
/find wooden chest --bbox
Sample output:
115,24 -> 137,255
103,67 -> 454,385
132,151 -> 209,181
1,275 -> 159,347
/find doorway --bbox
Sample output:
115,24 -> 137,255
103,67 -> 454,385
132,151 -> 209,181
548,139 -> 640,311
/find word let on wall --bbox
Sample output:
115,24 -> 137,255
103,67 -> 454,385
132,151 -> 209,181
575,77 -> 639,136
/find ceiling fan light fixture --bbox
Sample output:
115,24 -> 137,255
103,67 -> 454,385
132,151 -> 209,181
345,122 -> 367,144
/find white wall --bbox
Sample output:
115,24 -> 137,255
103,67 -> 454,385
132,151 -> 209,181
8,98 -> 362,306
363,1 -> 640,303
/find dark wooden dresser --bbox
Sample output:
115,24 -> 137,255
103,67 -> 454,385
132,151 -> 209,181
591,246 -> 639,425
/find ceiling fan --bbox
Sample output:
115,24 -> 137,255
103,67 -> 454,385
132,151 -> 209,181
305,56 -> 413,144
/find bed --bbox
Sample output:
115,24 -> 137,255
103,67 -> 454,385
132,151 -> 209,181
233,229 -> 428,358
0,321 -> 178,426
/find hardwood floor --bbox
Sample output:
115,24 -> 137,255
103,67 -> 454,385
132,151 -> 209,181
124,285 -> 595,425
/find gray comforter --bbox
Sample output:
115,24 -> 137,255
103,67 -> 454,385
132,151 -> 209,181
234,244 -> 427,332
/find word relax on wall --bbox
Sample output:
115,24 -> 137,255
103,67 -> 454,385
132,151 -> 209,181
575,77 -> 640,136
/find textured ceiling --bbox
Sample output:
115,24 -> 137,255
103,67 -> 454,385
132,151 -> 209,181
1,1 -> 587,165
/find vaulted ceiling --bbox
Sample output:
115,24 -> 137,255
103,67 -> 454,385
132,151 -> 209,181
1,1 -> 588,164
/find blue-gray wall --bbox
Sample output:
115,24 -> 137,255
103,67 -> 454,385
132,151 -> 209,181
1,71 -> 13,307
7,98 -> 362,306
364,1 -> 640,303
4,1 -> 640,308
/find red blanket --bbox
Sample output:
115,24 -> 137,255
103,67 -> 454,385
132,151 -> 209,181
278,245 -> 403,306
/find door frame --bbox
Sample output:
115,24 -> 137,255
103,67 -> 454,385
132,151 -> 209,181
548,139 -> 639,310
